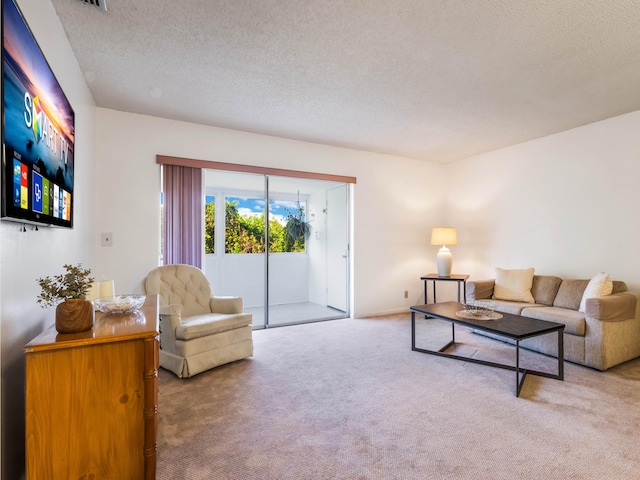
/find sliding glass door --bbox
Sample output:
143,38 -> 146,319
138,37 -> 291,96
203,169 -> 350,328
204,170 -> 266,325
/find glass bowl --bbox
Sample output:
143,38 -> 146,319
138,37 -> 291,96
95,295 -> 146,314
463,301 -> 497,317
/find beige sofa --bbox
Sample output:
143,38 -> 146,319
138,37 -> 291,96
466,275 -> 639,370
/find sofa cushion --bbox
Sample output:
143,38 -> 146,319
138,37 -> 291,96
493,299 -> 545,315
176,313 -> 253,340
579,272 -> 613,313
531,275 -> 563,306
521,306 -> 586,336
553,279 -> 589,311
493,267 -> 535,303
611,280 -> 628,294
466,280 -> 495,301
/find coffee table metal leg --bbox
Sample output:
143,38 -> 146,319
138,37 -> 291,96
516,340 -> 520,395
515,340 -> 528,397
557,328 -> 564,380
411,311 -> 416,350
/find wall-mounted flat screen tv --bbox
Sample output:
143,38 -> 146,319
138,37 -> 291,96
2,0 -> 75,228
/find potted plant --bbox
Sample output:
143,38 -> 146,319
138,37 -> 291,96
285,208 -> 311,243
37,263 -> 95,333
284,192 -> 311,244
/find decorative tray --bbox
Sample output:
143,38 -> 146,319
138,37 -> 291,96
455,310 -> 503,321
95,295 -> 146,314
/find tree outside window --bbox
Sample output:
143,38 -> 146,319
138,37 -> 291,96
205,196 -> 215,254
205,195 -> 308,254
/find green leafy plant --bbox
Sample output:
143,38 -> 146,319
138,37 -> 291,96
284,209 -> 311,243
37,263 -> 94,308
284,192 -> 311,244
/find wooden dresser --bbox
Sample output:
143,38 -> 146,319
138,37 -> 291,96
24,295 -> 159,479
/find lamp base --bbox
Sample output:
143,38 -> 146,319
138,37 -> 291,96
436,247 -> 453,277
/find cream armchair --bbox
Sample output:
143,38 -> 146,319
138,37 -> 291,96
142,264 -> 253,378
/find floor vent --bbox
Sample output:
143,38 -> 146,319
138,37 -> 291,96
77,0 -> 107,12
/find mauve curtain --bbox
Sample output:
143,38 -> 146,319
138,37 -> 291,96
163,165 -> 202,268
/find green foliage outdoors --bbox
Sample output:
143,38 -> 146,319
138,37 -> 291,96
205,200 -> 305,254
205,201 -> 215,254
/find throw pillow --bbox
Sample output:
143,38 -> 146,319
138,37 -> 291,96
493,267 -> 535,303
579,272 -> 613,312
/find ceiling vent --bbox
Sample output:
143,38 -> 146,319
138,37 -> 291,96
76,0 -> 107,12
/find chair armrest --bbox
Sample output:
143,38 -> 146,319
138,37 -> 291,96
210,296 -> 243,314
159,304 -> 183,331
158,304 -> 183,354
160,304 -> 181,316
466,279 -> 495,302
585,292 -> 637,322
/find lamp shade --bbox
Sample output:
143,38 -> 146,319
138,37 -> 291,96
431,227 -> 457,246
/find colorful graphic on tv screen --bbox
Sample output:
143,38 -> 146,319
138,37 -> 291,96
2,0 -> 74,226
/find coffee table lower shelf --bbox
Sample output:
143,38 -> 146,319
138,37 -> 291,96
411,302 -> 564,397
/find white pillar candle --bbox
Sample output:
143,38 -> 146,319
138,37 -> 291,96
100,280 -> 115,299
86,282 -> 101,301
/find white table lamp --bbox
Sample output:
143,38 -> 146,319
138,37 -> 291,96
431,227 -> 457,277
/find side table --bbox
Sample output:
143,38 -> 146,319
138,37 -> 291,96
421,273 -> 469,304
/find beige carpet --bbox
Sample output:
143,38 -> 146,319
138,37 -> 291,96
156,314 -> 640,479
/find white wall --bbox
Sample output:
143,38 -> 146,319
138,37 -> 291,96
446,110 -> 640,295
94,108 -> 444,317
307,189 -> 329,306
5,6 -> 639,478
0,1 -> 98,478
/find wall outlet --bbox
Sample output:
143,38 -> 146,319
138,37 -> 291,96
101,232 -> 113,247
404,290 -> 408,299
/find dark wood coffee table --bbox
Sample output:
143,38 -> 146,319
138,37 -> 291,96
411,301 -> 564,397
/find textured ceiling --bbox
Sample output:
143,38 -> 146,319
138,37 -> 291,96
49,0 -> 640,163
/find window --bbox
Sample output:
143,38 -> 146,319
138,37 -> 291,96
204,195 -> 215,254
218,195 -> 307,254
225,196 -> 266,253
270,198 -> 308,253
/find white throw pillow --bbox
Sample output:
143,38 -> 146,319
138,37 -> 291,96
579,272 -> 613,313
492,267 -> 535,303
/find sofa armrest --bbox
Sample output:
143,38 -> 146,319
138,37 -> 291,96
210,296 -> 243,314
466,280 -> 495,302
585,292 -> 637,322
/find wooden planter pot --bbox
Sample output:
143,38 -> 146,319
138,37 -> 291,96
55,298 -> 95,333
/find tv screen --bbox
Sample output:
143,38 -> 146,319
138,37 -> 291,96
2,0 -> 75,228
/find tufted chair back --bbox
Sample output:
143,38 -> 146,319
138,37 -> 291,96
143,264 -> 213,317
